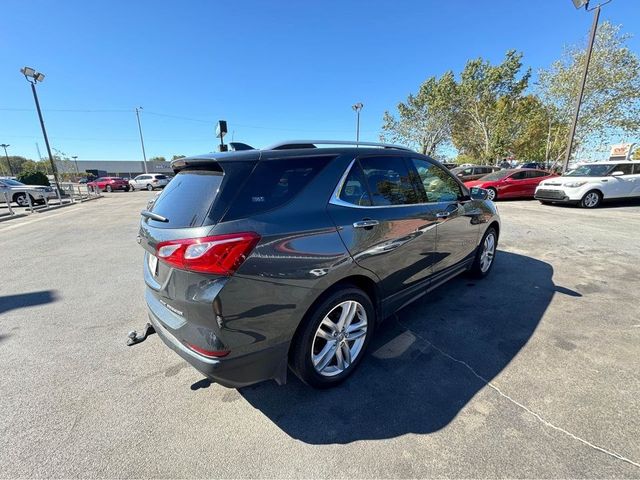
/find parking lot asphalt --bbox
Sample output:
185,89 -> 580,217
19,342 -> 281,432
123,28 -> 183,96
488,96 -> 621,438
1,191 -> 639,478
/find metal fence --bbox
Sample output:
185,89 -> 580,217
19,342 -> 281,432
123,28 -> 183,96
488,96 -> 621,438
1,183 -> 102,219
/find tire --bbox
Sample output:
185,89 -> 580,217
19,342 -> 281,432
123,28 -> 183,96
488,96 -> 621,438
105,185 -> 113,193
13,193 -> 33,207
486,187 -> 497,201
146,184 -> 154,191
125,186 -> 130,192
539,201 -> 552,205
290,287 -> 375,388
580,190 -> 601,208
469,227 -> 498,278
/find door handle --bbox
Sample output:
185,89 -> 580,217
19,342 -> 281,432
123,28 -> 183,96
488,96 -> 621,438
435,211 -> 451,218
353,219 -> 379,228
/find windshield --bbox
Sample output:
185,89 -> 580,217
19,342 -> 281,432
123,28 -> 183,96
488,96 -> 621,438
479,170 -> 512,181
1,179 -> 25,186
564,164 -> 612,177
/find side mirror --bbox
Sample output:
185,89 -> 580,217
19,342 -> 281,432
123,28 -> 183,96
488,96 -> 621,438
470,187 -> 488,201
610,171 -> 624,177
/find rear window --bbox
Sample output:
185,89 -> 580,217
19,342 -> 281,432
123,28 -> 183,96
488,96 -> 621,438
155,175 -> 168,179
223,156 -> 331,220
149,170 -> 224,228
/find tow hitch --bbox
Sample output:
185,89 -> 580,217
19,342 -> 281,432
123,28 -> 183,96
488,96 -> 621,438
127,322 -> 156,346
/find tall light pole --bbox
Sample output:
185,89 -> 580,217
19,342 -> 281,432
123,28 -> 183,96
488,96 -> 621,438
72,155 -> 79,175
352,102 -> 363,144
562,0 -> 611,173
20,67 -> 61,191
1,144 -> 13,176
135,107 -> 149,174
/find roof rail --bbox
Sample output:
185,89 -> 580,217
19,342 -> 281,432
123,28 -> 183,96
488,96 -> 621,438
264,140 -> 413,152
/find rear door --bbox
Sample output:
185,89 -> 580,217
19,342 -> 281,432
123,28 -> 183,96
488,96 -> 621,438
327,155 -> 439,299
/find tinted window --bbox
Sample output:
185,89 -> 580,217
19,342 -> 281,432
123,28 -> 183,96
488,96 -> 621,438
224,156 -> 331,220
338,162 -> 372,206
411,159 -> 462,203
155,175 -> 168,179
511,171 -> 528,180
359,156 -> 420,206
634,164 -> 640,175
526,170 -> 547,178
150,170 -> 224,228
614,164 -> 633,175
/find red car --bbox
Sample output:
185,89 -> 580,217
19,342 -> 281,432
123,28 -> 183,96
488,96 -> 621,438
87,177 -> 130,192
465,169 -> 557,201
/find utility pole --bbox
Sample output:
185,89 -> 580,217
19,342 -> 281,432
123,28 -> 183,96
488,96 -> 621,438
135,107 -> 149,173
1,144 -> 13,176
352,103 -> 363,144
72,155 -> 79,175
563,1 -> 609,173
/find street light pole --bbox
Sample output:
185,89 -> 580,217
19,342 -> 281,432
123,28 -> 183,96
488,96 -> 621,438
1,144 -> 13,176
135,107 -> 149,174
72,155 -> 79,175
352,102 -> 363,144
20,68 -> 62,191
562,1 -> 609,173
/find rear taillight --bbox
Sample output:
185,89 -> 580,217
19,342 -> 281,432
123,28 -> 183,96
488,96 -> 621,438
156,232 -> 260,275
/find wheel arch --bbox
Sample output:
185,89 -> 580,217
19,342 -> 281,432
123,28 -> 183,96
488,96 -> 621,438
287,274 -> 382,362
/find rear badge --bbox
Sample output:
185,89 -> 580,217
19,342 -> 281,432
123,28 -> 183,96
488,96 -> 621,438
148,254 -> 159,277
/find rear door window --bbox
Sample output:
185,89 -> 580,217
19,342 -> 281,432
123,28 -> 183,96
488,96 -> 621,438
358,156 -> 421,206
223,156 -> 332,220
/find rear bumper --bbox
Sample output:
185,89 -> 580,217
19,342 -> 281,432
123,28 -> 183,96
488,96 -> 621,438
147,307 -> 289,388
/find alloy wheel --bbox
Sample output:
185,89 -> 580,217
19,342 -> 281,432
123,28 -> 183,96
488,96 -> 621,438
486,188 -> 496,201
583,192 -> 599,208
480,232 -> 496,273
311,300 -> 368,377
15,194 -> 28,206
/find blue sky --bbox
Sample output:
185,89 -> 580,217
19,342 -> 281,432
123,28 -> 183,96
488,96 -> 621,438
1,0 -> 639,161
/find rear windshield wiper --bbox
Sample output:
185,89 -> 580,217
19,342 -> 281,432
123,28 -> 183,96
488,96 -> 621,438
140,210 -> 169,223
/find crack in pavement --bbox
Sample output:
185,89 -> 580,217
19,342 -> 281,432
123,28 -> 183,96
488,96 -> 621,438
394,316 -> 640,470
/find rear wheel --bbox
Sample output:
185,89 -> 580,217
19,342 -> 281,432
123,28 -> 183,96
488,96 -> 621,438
146,184 -> 153,191
290,287 -> 374,388
469,227 -> 498,278
486,187 -> 497,201
580,190 -> 601,208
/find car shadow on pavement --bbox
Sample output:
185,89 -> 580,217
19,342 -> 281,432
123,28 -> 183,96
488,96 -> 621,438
239,251 -> 579,444
0,290 -> 59,315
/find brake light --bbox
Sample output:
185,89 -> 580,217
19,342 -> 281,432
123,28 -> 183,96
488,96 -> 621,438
156,232 -> 260,275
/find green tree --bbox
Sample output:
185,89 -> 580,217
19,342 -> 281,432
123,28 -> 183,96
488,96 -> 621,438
150,156 -> 167,162
537,22 -> 640,161
171,155 -> 186,161
381,71 -> 458,156
452,50 -> 531,164
17,171 -> 50,186
1,155 -> 31,176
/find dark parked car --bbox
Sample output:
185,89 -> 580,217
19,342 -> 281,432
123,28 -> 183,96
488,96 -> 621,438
451,165 -> 501,182
138,140 -> 501,388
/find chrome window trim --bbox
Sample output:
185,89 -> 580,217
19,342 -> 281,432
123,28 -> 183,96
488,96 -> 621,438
328,156 -> 467,209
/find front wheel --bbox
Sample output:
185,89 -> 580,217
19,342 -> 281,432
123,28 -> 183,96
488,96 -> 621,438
13,193 -> 34,207
290,287 -> 374,388
580,190 -> 601,208
486,187 -> 497,201
105,185 -> 113,193
469,227 -> 498,278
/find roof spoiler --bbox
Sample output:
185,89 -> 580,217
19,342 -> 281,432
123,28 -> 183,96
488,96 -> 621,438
228,142 -> 256,151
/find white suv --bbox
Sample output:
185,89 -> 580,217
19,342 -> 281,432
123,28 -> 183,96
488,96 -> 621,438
0,178 -> 57,206
129,173 -> 170,191
535,161 -> 640,208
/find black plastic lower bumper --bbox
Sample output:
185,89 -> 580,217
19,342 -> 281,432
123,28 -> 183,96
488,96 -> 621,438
148,312 -> 289,388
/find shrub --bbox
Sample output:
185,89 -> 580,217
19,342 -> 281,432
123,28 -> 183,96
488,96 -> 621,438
17,171 -> 50,186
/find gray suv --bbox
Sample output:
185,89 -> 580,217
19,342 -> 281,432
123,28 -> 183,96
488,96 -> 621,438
138,141 -> 500,388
